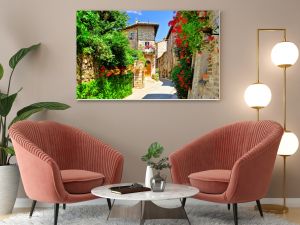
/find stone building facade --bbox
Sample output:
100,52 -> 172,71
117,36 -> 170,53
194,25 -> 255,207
156,39 -> 167,78
124,22 -> 159,87
188,11 -> 220,99
188,35 -> 220,99
157,27 -> 178,79
156,39 -> 167,58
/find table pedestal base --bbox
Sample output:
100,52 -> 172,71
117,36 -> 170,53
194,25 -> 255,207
107,200 -> 191,225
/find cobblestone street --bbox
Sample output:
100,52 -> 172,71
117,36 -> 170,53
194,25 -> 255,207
124,78 -> 178,100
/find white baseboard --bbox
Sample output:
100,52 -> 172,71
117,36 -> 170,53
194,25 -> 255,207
14,197 -> 300,208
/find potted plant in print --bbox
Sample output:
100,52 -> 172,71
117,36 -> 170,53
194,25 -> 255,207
0,43 -> 70,215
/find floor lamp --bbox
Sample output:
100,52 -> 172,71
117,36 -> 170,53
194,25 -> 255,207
244,29 -> 273,118
244,28 -> 299,214
270,35 -> 299,213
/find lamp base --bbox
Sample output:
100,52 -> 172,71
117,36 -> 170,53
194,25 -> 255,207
255,204 -> 288,214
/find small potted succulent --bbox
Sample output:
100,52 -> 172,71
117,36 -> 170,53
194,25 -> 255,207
141,142 -> 171,192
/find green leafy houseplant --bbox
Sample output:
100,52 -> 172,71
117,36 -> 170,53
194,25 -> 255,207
0,43 -> 70,166
141,142 -> 171,171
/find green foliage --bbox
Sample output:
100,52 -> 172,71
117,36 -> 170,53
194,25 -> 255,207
102,31 -> 133,67
76,11 -> 141,99
141,142 -> 164,163
76,11 -> 133,67
82,47 -> 93,55
0,64 -> 3,80
141,142 -> 171,171
169,11 -> 218,99
9,102 -> 70,128
148,157 -> 171,171
77,72 -> 133,99
77,80 -> 100,99
171,60 -> 193,99
180,11 -> 208,53
152,73 -> 159,81
0,93 -> 18,117
0,44 -> 70,166
2,147 -> 14,156
9,43 -> 41,69
135,50 -> 146,63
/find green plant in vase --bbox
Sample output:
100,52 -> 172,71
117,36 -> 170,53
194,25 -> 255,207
141,142 -> 171,191
0,43 -> 70,215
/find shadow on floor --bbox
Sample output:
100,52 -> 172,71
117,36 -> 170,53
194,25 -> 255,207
161,79 -> 175,87
143,94 -> 178,99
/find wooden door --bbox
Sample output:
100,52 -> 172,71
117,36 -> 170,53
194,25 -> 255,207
145,61 -> 151,76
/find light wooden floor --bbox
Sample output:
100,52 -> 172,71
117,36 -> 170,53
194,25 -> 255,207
280,208 -> 300,224
1,207 -> 300,224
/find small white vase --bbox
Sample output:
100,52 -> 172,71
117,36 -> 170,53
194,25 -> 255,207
145,165 -> 153,188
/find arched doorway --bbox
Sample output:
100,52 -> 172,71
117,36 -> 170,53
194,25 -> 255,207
145,60 -> 151,76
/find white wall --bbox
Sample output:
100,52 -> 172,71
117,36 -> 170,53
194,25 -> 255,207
0,0 -> 300,198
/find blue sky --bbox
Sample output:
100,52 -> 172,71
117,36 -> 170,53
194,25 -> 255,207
126,11 -> 174,42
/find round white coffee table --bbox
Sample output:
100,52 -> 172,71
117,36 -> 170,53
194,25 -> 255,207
92,183 -> 199,225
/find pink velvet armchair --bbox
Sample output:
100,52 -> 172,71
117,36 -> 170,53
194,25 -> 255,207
9,120 -> 124,225
169,120 -> 283,225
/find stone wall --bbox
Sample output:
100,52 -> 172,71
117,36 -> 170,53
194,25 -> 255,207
124,27 -> 138,49
133,60 -> 145,88
157,52 -> 168,78
156,40 -> 167,58
124,26 -> 156,50
188,36 -> 220,99
165,32 -> 178,79
156,31 -> 177,80
138,26 -> 155,41
76,54 -> 98,84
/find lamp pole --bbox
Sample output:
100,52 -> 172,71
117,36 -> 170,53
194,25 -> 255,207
254,28 -> 290,214
283,155 -> 287,207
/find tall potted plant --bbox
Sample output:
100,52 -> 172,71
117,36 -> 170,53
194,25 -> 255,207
0,43 -> 70,215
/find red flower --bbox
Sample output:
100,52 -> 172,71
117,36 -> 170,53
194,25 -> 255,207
181,17 -> 188,24
176,25 -> 183,33
175,38 -> 182,46
106,72 -> 113,77
207,36 -> 215,41
168,20 -> 175,27
100,66 -> 106,72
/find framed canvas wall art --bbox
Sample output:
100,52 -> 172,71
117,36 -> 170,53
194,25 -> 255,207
76,10 -> 220,100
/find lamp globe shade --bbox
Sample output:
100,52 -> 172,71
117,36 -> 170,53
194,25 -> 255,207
271,42 -> 299,67
244,83 -> 272,108
277,131 -> 299,156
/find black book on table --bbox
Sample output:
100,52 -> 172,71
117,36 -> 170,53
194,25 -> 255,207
110,185 -> 151,194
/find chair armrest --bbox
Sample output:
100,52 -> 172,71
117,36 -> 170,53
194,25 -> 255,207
169,131 -> 218,184
75,132 -> 124,185
225,132 -> 282,203
11,139 -> 67,203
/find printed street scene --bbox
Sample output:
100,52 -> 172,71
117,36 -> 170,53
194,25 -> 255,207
76,10 -> 220,100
